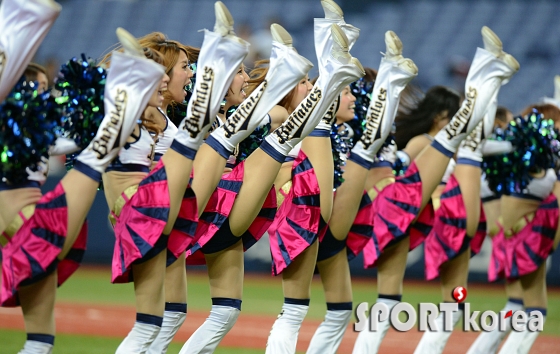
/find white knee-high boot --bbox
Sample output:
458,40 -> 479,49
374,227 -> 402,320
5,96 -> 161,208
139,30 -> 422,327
433,27 -> 519,156
172,2 -> 249,158
0,0 -> 61,101
116,313 -> 163,354
307,302 -> 353,354
352,295 -> 401,354
261,24 -> 364,163
266,298 -> 310,354
499,308 -> 547,354
74,36 -> 164,182
350,30 -> 417,168
467,298 -> 523,354
178,298 -> 241,354
147,302 -> 187,354
413,304 -> 464,354
18,334 -> 54,354
206,24 -> 312,158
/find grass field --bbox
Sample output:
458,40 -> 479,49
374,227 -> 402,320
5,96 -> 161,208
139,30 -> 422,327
1,266 -> 559,353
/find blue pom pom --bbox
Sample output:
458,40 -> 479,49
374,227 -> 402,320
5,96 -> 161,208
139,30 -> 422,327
0,77 -> 58,184
331,123 -> 352,189
347,78 -> 374,145
53,54 -> 106,149
483,111 -> 560,195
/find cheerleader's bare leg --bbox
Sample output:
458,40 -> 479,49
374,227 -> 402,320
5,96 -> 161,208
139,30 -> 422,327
415,30 -> 519,353
16,30 -> 164,354
354,27 -> 519,354
309,27 -> 417,354
178,20 -> 364,353
498,264 -> 547,354
417,94 -> 504,354
467,203 -> 524,354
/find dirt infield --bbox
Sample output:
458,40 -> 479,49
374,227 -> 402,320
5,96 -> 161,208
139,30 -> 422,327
1,302 -> 559,353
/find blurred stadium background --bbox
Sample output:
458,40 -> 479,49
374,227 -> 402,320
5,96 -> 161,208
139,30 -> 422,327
33,0 -> 560,285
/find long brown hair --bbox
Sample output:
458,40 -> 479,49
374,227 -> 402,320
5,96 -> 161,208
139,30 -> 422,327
247,59 -> 297,111
394,86 -> 461,149
100,32 -> 197,104
140,48 -> 165,136
24,62 -> 48,82
520,103 -> 560,123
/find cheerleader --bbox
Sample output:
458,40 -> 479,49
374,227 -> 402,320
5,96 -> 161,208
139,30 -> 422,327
264,4 -> 361,353
22,63 -> 49,94
466,109 -> 523,354
0,21 -> 165,353
475,105 -> 560,354
306,28 -> 418,353
95,4 -> 254,352
158,18 -> 312,352
180,14 -> 365,354
107,32 -> 194,354
352,26 -> 520,354
416,88 -> 517,352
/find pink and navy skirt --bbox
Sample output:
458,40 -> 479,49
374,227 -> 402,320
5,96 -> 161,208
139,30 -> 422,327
424,175 -> 487,280
503,193 -> 558,279
363,162 -> 434,269
330,190 -> 374,262
111,160 -> 171,283
185,161 -> 277,265
488,228 -> 506,282
269,151 -> 327,275
169,183 -> 198,265
1,183 -> 87,307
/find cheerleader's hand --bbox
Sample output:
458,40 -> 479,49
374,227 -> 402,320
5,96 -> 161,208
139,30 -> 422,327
26,157 -> 49,185
480,174 -> 495,199
377,139 -> 397,165
481,140 -> 513,156
441,159 -> 456,184
287,141 -> 302,160
524,168 -> 557,199
395,150 -> 410,167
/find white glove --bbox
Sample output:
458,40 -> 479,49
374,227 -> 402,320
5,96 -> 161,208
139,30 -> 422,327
25,156 -> 49,185
377,140 -> 397,165
395,150 -> 411,167
287,141 -> 302,160
481,140 -> 513,156
480,174 -> 495,199
524,168 -> 556,199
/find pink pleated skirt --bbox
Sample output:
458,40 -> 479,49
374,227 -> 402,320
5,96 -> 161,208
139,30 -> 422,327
424,175 -> 487,280
363,162 -> 434,268
269,151 -> 327,275
1,183 -> 87,306
111,160 -> 171,283
185,160 -> 276,265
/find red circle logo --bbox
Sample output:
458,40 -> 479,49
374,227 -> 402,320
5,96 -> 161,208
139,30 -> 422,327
452,286 -> 467,303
